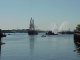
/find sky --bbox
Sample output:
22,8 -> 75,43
0,0 -> 80,30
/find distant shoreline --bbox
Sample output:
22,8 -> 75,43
2,29 -> 46,33
2,29 -> 74,34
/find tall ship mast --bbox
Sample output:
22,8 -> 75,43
29,17 -> 35,30
28,17 -> 38,35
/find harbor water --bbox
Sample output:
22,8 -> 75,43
0,33 -> 80,60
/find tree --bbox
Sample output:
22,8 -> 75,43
76,24 -> 80,31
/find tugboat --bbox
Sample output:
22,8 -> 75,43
46,31 -> 58,35
28,17 -> 38,35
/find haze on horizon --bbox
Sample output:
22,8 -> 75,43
0,0 -> 80,30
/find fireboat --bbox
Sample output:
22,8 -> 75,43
46,31 -> 58,35
28,17 -> 38,35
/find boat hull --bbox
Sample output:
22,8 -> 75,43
46,31 -> 58,35
28,30 -> 38,35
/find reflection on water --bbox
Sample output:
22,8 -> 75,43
0,44 -> 1,60
0,34 -> 80,60
74,42 -> 80,55
0,37 -> 5,60
29,35 -> 35,60
0,45 -> 1,60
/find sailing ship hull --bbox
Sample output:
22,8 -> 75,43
28,30 -> 38,35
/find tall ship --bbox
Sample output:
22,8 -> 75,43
28,17 -> 38,35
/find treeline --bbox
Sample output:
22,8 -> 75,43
2,29 -> 46,33
2,29 -> 28,33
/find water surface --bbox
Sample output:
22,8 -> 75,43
0,33 -> 80,60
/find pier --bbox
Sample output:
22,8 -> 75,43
0,29 -> 6,45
